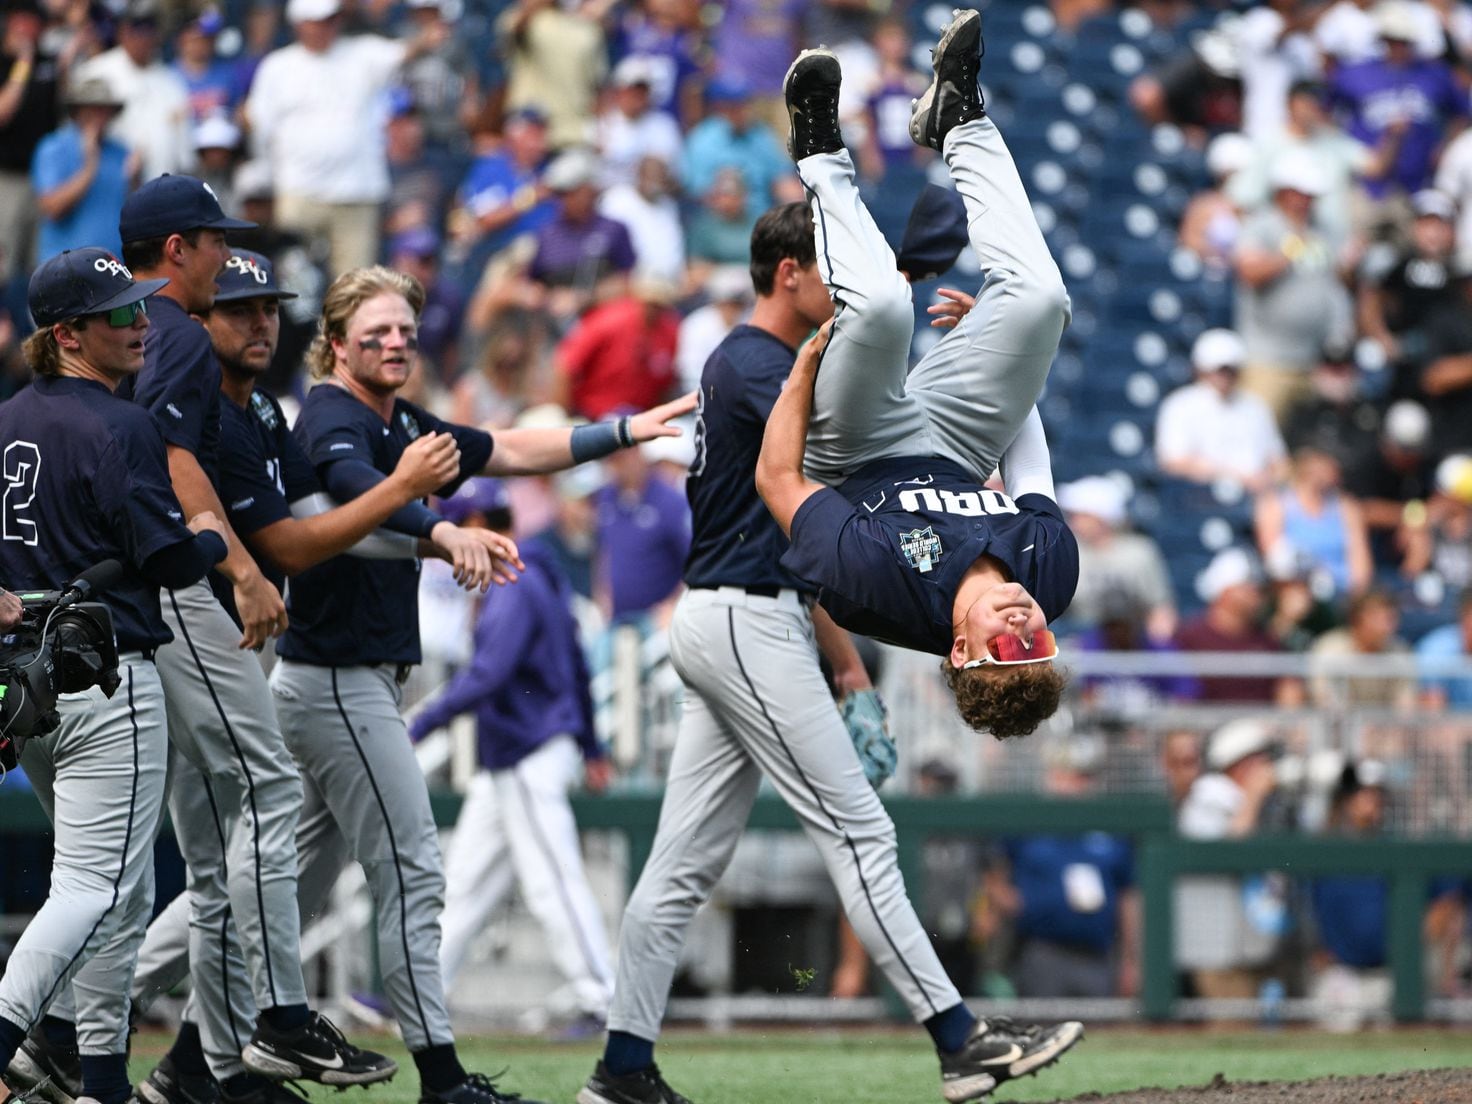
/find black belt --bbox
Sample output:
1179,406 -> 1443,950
693,584 -> 783,598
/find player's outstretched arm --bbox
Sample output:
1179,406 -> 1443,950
757,319 -> 831,536
483,392 -> 698,476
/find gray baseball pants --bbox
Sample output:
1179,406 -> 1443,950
269,660 -> 453,1052
798,118 -> 1070,486
0,656 -> 168,1056
155,580 -> 308,1076
605,587 -> 961,1042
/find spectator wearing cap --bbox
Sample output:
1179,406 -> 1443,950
598,154 -> 685,287
1129,23 -> 1244,138
709,0 -> 802,135
680,74 -> 796,222
397,0 -> 478,153
1175,718 -> 1287,1000
527,147 -> 636,323
596,55 -> 683,191
1327,0 -> 1467,204
608,1 -> 703,125
1176,548 -> 1303,705
172,9 -> 236,126
1227,81 -> 1389,249
1309,587 -> 1415,709
674,265 -> 751,394
1344,399 -> 1434,572
451,106 -> 554,263
385,92 -> 459,243
245,0 -> 447,277
0,0 -> 65,284
1399,453 -> 1472,591
685,167 -> 756,273
31,77 -> 130,259
1416,590 -> 1472,708
1155,328 -> 1289,492
595,437 -> 690,627
77,0 -> 192,180
1358,188 -> 1457,364
1432,115 -> 1472,267
1402,255 -> 1472,457
1234,0 -> 1321,142
498,0 -> 607,151
1059,476 -> 1177,642
1255,443 -> 1373,600
1178,132 -> 1252,270
532,464 -> 602,600
1281,338 -> 1382,469
1233,148 -> 1355,421
389,225 -> 463,384
1316,0 -> 1448,66
193,114 -> 241,213
552,277 -> 678,422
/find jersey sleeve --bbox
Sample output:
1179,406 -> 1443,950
412,405 -> 494,494
135,327 -> 217,455
277,424 -> 322,502
96,414 -> 196,568
780,488 -> 893,595
217,404 -> 292,535
297,398 -> 377,469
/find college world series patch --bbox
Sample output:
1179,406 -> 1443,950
899,526 -> 942,573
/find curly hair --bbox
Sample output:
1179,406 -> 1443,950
939,660 -> 1066,740
306,265 -> 426,381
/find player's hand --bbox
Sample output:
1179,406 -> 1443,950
464,526 -> 524,585
626,392 -> 698,443
430,522 -> 497,593
927,287 -> 976,329
392,431 -> 462,499
584,757 -> 612,793
0,590 -> 22,632
234,570 -> 288,649
187,509 -> 227,540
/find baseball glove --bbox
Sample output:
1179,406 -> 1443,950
843,688 -> 896,790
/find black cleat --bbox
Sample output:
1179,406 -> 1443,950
134,1055 -> 219,1104
7,1030 -> 83,1104
938,1016 -> 1083,1102
241,1012 -> 396,1086
783,48 -> 844,161
576,1062 -> 692,1104
910,7 -> 986,151
420,1071 -> 544,1104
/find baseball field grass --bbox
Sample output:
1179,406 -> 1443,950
131,1027 -> 1472,1104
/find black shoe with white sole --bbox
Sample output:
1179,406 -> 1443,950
939,1016 -> 1084,1103
7,1030 -> 83,1104
783,48 -> 844,160
419,1071 -> 544,1104
910,7 -> 986,151
576,1062 -> 692,1104
133,1055 -> 218,1104
241,1012 -> 396,1086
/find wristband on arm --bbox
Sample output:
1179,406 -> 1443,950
570,416 -> 635,464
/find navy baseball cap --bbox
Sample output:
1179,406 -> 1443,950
895,184 -> 969,281
215,250 -> 297,302
119,173 -> 255,244
28,247 -> 168,326
438,478 -> 511,523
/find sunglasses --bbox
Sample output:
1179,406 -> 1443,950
100,299 -> 148,327
961,628 -> 1059,669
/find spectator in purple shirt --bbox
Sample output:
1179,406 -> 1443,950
711,0 -> 804,119
608,0 -> 704,125
1328,2 -> 1468,202
595,442 -> 689,626
529,146 -> 636,325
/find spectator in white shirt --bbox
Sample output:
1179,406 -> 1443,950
245,0 -> 445,275
596,55 -> 683,191
674,265 -> 751,394
77,0 -> 191,180
597,154 -> 685,286
1156,328 -> 1290,492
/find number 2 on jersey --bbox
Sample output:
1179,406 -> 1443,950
2,441 -> 41,546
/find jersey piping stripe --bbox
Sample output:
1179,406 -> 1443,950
199,771 -> 247,1057
724,608 -> 941,1016
511,769 -> 610,989
328,669 -> 434,1045
36,665 -> 142,1020
167,588 -> 282,1005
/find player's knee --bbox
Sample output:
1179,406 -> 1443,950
1014,265 -> 1070,336
939,659 -> 1065,740
846,279 -> 913,341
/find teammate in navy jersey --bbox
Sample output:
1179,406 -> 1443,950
0,248 -> 226,1104
270,264 -> 694,1104
125,249 -> 484,1104
111,176 -> 398,1104
758,15 -> 1078,742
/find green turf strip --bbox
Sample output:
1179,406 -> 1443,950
129,1027 -> 1472,1104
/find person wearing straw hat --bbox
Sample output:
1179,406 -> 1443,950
31,76 -> 129,258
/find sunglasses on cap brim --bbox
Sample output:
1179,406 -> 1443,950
961,629 -> 1059,669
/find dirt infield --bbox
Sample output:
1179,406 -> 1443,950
1050,1067 -> 1472,1104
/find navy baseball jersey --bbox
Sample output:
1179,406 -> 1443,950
0,377 -> 202,651
210,389 -> 321,617
684,324 -> 811,593
277,385 -> 492,667
121,296 -> 224,484
781,454 -> 1080,655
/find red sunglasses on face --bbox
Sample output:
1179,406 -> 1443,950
961,629 -> 1059,669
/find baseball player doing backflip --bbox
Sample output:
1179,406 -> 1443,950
758,9 -> 1079,742
579,13 -> 1081,1104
